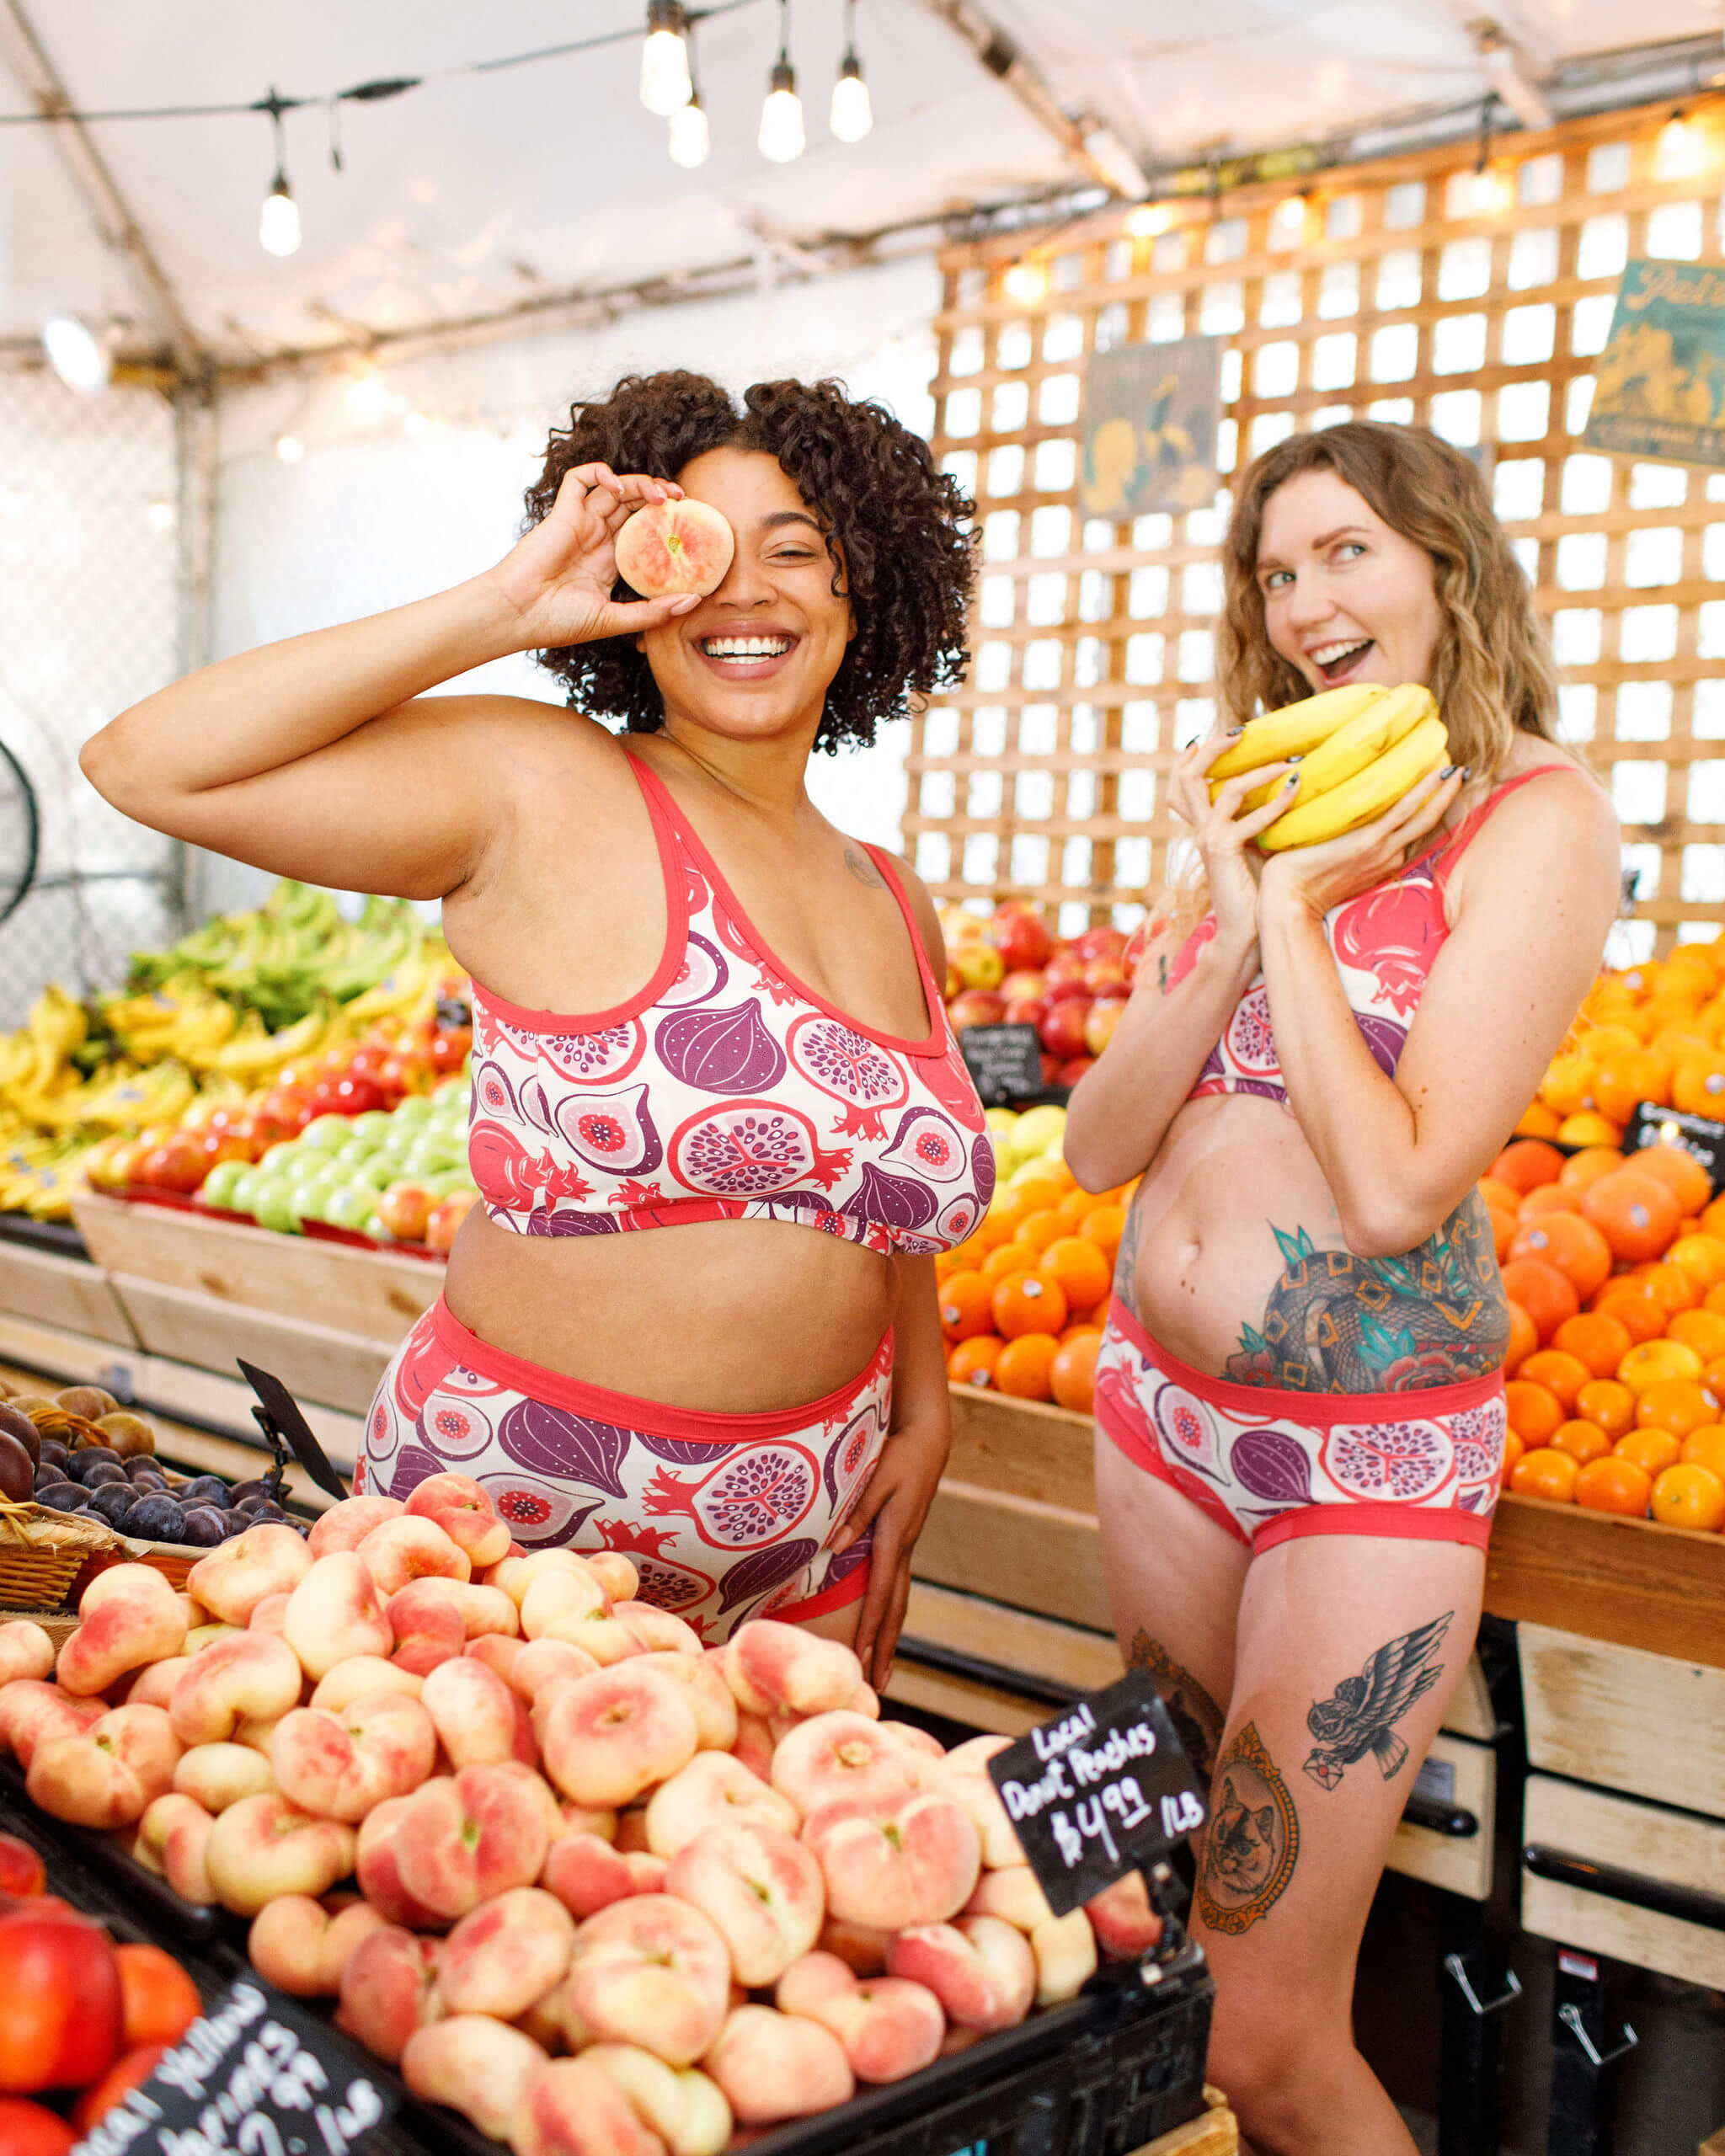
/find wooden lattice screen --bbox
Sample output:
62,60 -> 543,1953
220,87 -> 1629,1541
911,95 -> 1725,959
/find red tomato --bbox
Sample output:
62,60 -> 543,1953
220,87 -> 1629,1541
379,1051 -> 432,1099
198,1130 -> 253,1172
132,1137 -> 206,1195
0,2098 -> 77,2155
310,1073 -> 386,1117
0,1838 -> 43,1900
428,1026 -> 472,1074
115,1945 -> 200,2050
254,1086 -> 313,1141
70,2046 -> 168,2137
0,1909 -> 122,2093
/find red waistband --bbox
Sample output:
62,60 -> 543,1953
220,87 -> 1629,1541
1103,1296 -> 1505,1422
428,1295 -> 893,1443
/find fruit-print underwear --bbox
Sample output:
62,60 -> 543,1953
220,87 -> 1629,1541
1094,1297 -> 1504,1555
359,1295 -> 884,1642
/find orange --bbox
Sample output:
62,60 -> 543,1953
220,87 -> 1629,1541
1705,1282 -> 1725,1315
1539,1051 -> 1597,1118
1581,1168 -> 1683,1263
1680,1425 -> 1725,1478
938,1270 -> 996,1342
1078,1203 -> 1126,1265
1576,1378 -> 1637,1440
1557,1113 -> 1625,1150
1559,1145 -> 1630,1192
1497,1258 -> 1579,1344
1514,1102 -> 1563,1139
1626,1141 -> 1712,1218
1650,1461 -> 1725,1532
1701,1194 -> 1725,1241
1632,1260 -> 1700,1316
1017,1209 -> 1065,1255
1487,1206 -> 1518,1263
1517,1183 -> 1585,1221
1614,1428 -> 1682,1477
1038,1235 -> 1112,1315
1617,1337 -> 1705,1393
1553,1311 -> 1633,1380
1654,1026 -> 1717,1065
1489,1139 -> 1565,1194
1574,1454 -> 1653,1517
1510,1448 -> 1579,1502
1516,1349 -> 1592,1412
996,1332 -> 1059,1401
1501,1428 -> 1525,1478
948,1337 -> 1002,1388
1589,1283 -> 1667,1342
1049,1331 -> 1102,1413
1504,1379 -> 1564,1447
978,1187 -> 1035,1246
1056,1187 -> 1097,1230
1012,1171 -> 1070,1217
982,1239 -> 1043,1285
993,1270 -> 1068,1340
1667,1307 -> 1725,1361
1671,1049 -> 1725,1117
1667,1234 -> 1725,1294
1551,1418 -> 1612,1466
1634,1377 -> 1721,1439
1507,1215 -> 1612,1301
1477,1176 -> 1524,1215
1503,1299 -> 1539,1377
1590,1046 -> 1671,1123
1057,1320 -> 1103,1347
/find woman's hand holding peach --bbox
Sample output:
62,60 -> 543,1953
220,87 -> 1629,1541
485,462 -> 705,651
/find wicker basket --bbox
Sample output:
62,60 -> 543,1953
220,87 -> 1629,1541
0,1500 -> 124,1614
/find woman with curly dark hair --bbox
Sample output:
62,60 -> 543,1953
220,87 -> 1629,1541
83,370 -> 986,1673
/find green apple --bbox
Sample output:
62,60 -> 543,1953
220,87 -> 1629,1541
351,1110 -> 394,1139
425,1166 -> 474,1197
253,1181 -> 302,1234
301,1113 -> 353,1151
391,1097 -> 435,1128
322,1183 -> 379,1231
227,1166 -> 264,1215
259,1140 -> 304,1175
356,1156 -> 399,1190
334,1138 -> 378,1168
200,1160 -> 249,1211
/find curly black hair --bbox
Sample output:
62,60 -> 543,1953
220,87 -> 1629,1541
522,371 -> 977,754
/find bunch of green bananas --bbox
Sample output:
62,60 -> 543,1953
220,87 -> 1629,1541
1209,682 -> 1449,851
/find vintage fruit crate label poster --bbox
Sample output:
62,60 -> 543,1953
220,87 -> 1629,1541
1583,259 -> 1725,467
1081,337 -> 1222,517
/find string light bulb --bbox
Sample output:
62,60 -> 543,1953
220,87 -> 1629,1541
1126,202 -> 1175,239
258,90 -> 301,257
639,1 -> 692,116
274,433 -> 303,463
1273,194 -> 1307,236
668,18 -> 709,167
830,0 -> 871,143
759,0 -> 804,163
1658,109 -> 1704,179
1003,260 -> 1048,305
41,312 -> 110,393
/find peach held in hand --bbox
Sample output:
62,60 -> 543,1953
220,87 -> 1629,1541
248,1894 -> 388,1996
56,1566 -> 189,1696
401,2015 -> 548,2143
614,499 -> 734,600
703,2004 -> 854,2125
775,1951 -> 946,2084
664,1820 -> 824,1987
802,1789 -> 980,1929
440,1886 -> 576,2020
559,1894 -> 731,2067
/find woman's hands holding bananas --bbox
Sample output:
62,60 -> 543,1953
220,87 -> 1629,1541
485,463 -> 702,652
1167,734 -> 1300,953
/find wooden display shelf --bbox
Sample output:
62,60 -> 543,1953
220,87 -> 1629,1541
934,1385 -> 1725,1672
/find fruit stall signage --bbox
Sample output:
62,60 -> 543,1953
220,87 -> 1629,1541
988,1671 -> 1209,1918
1622,1102 -> 1725,1195
72,1980 -> 395,2156
959,1022 -> 1044,1107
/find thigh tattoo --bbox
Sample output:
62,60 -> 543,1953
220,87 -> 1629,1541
1303,1612 -> 1453,1791
1196,1721 -> 1300,1937
1126,1630 -> 1224,1787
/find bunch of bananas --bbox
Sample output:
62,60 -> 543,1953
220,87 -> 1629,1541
1209,681 -> 1449,851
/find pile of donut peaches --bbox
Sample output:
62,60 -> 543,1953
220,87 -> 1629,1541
0,1470 -> 1159,2156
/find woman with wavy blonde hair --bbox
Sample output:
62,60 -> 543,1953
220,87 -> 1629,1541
1065,421 -> 1619,2153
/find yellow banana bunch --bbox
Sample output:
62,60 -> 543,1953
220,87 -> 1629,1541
211,1002 -> 331,1080
1209,680 -> 1449,851
341,943 -> 432,1025
1209,682 -> 1388,792
1258,709 -> 1450,852
1240,682 -> 1435,812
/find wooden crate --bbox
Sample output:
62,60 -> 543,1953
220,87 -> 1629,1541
0,1240 -> 136,1348
109,1272 -> 394,1415
72,1193 -> 439,1348
913,97 -> 1725,956
1519,1623 -> 1725,1818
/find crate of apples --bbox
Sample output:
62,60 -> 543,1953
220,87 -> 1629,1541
941,902 -> 1135,1096
0,1473 -> 1169,2153
1484,1134 -> 1725,1534
0,1826 -> 203,2151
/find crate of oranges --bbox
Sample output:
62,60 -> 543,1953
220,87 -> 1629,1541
935,1104 -> 1129,1415
1484,1132 -> 1725,1537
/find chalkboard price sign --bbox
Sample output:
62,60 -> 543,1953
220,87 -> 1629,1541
72,1979 -> 395,2156
1622,1102 -> 1725,1196
987,1671 -> 1209,1918
958,1022 -> 1044,1107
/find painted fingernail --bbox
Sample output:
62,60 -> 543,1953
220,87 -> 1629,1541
1286,755 -> 1302,764
1226,726 -> 1244,737
1284,771 -> 1300,787
1461,766 -> 1474,780
1438,763 -> 1458,778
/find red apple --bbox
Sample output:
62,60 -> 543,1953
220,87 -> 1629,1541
999,969 -> 1048,1002
377,1183 -> 436,1243
429,1027 -> 472,1075
312,1073 -> 387,1117
199,1130 -> 253,1175
1056,1056 -> 1096,1086
1074,926 -> 1128,963
379,1052 -> 434,1100
254,1086 -> 314,1141
1043,953 -> 1087,995
1084,1001 -> 1127,1056
1083,957 -> 1129,994
1039,1000 -> 1092,1061
988,910 -> 1052,971
946,990 -> 1007,1033
133,1135 -> 206,1195
1003,995 -> 1049,1031
1039,1054 -> 1061,1087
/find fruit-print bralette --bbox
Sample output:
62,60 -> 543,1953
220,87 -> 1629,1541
465,750 -> 993,1257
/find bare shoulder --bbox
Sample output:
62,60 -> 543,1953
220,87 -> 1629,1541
1450,755 -> 1621,916
395,692 -> 641,806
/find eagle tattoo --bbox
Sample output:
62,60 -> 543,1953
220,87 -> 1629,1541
1303,1612 -> 1453,1790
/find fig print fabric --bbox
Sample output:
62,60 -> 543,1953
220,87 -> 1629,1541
360,1297 -> 887,1641
464,753 -> 991,1256
1094,1297 -> 1505,1556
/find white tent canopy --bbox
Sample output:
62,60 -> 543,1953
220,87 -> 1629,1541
2,1 -> 1717,371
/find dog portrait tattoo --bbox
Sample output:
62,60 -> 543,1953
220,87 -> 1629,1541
1127,1630 -> 1223,1787
1196,1721 -> 1299,1936
1304,1613 -> 1453,1790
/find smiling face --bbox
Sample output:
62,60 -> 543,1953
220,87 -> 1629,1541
1256,467 -> 1445,696
637,446 -> 855,749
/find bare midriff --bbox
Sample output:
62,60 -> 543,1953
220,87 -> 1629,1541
1122,1093 -> 1509,1394
443,1205 -> 898,1412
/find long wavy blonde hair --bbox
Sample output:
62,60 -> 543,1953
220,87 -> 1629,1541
1148,421 -> 1565,946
